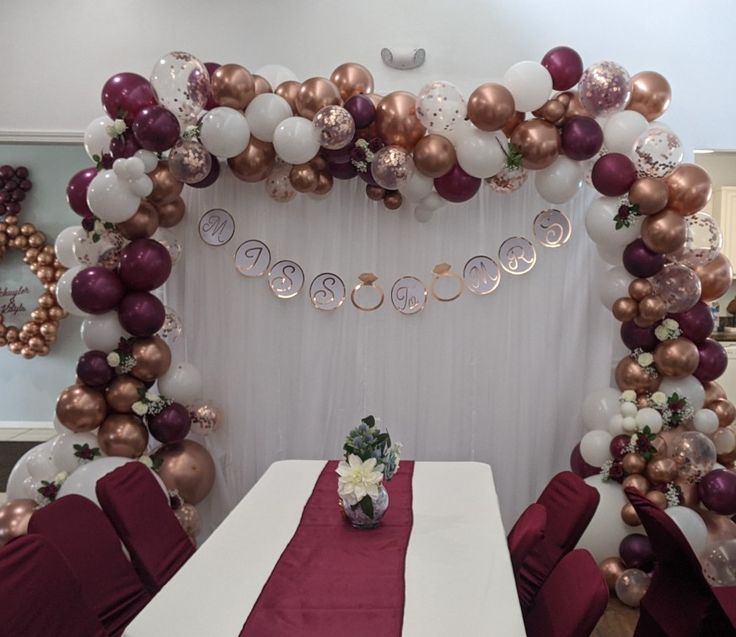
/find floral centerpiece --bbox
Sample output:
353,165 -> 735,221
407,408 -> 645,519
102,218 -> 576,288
336,415 -> 401,528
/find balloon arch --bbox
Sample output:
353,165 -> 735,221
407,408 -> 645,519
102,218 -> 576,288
2,46 -> 736,601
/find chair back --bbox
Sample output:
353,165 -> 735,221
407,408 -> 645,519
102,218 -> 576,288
507,503 -> 546,575
28,494 -> 151,636
625,488 -> 733,636
524,549 -> 609,637
516,471 -> 599,610
0,535 -> 107,637
96,462 -> 195,593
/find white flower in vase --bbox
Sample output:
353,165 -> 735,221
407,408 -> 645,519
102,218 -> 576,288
336,454 -> 384,506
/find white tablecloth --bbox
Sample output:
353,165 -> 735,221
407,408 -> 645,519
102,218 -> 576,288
125,460 -> 525,636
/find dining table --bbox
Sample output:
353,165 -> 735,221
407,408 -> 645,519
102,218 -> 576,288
124,459 -> 525,636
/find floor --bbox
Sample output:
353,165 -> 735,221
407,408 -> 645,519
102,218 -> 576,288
593,598 -> 639,636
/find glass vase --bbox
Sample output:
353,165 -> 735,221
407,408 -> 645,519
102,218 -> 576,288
341,485 -> 389,529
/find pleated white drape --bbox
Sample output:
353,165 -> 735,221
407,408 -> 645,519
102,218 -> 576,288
166,168 -> 616,536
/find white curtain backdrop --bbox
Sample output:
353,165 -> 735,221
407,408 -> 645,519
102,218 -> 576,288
166,168 -> 616,537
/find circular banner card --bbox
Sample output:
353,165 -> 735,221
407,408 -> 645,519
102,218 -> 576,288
235,240 -> 271,277
309,273 -> 346,311
499,237 -> 536,275
198,208 -> 235,246
391,276 -> 427,315
533,209 -> 572,248
463,256 -> 501,295
268,260 -> 304,299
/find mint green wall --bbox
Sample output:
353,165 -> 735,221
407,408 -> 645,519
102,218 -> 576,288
0,143 -> 89,422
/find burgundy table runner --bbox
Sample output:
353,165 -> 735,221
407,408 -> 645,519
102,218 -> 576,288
240,460 -> 415,636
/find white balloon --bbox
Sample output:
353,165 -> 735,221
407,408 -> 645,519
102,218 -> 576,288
502,61 -> 553,112
272,116 -> 320,164
6,445 -> 39,500
400,170 -> 434,203
580,430 -> 613,467
694,408 -> 719,435
245,94 -> 293,143
635,407 -> 663,434
608,414 -> 625,435
585,196 -> 642,248
52,432 -> 101,474
414,206 -> 434,223
603,111 -> 649,156
535,156 -> 584,204
135,149 -> 159,173
201,107 -> 251,158
124,157 -> 145,180
578,474 -> 643,562
659,376 -> 706,412
254,64 -> 298,89
84,115 -> 113,161
26,439 -> 59,480
581,388 -> 622,431
620,402 -> 638,418
597,243 -> 623,265
81,311 -> 129,351
622,416 -> 638,433
57,457 -> 138,507
714,429 -> 736,454
86,169 -> 140,223
56,266 -> 90,317
157,362 -> 203,404
455,129 -> 506,179
665,506 -> 708,556
599,266 -> 634,309
129,175 -> 153,198
54,226 -> 83,268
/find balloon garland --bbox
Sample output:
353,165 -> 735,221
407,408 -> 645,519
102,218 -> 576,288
0,166 -> 69,359
1,47 -> 734,598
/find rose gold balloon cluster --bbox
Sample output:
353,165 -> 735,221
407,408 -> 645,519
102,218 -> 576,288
0,206 -> 68,358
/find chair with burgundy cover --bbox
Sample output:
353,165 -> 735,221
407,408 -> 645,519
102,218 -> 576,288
96,461 -> 195,593
0,534 -> 107,637
515,471 -> 600,611
524,548 -> 608,637
625,488 -> 734,636
27,494 -> 152,637
507,502 -> 547,576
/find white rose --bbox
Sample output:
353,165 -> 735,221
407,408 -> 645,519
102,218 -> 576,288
654,325 -> 669,341
145,392 -> 158,402
132,401 -> 148,416
106,352 -> 121,367
637,353 -> 654,367
651,391 -> 667,405
621,390 -> 637,403
663,319 -> 679,330
113,119 -> 127,136
138,456 -> 153,469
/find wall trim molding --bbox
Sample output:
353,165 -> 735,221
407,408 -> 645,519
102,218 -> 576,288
0,420 -> 54,430
0,130 -> 83,144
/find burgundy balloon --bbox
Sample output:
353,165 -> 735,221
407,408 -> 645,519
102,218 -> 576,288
570,443 -> 600,478
321,145 -> 354,165
118,239 -> 172,291
699,469 -> 736,516
329,161 -> 358,180
101,73 -> 158,124
132,106 -> 181,152
621,320 -> 658,351
561,116 -> 603,161
66,167 -> 98,218
669,302 -> 714,345
76,350 -> 114,388
619,533 -> 655,571
204,62 -> 221,110
541,46 -> 584,91
610,434 -> 631,460
109,130 -> 141,159
189,155 -> 221,189
623,239 -> 665,278
118,292 -> 166,337
434,164 -> 481,203
344,95 -> 376,129
695,338 -> 728,382
147,402 -> 191,444
592,153 -> 637,197
71,267 -> 125,314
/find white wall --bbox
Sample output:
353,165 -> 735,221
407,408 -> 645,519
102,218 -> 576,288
1,0 -> 735,153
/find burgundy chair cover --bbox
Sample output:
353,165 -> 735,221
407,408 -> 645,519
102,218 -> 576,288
516,471 -> 599,611
28,494 -> 151,637
524,549 -> 609,637
0,535 -> 107,637
96,462 -> 195,593
625,488 -> 734,636
507,502 -> 547,575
